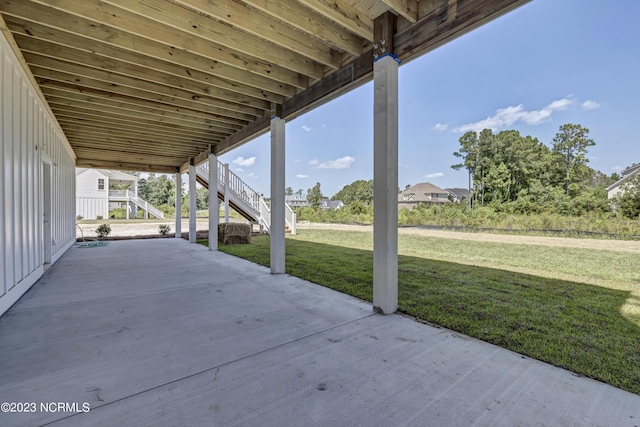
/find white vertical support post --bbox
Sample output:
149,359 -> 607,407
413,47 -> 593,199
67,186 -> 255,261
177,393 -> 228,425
270,105 -> 285,274
175,171 -> 182,238
224,163 -> 230,223
373,12 -> 399,314
208,151 -> 219,251
189,162 -> 197,243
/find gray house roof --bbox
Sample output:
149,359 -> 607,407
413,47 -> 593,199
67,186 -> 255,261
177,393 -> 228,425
606,163 -> 640,192
398,182 -> 449,204
320,198 -> 344,210
446,188 -> 471,201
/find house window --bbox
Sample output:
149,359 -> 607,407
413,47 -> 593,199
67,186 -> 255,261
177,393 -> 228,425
98,178 -> 105,190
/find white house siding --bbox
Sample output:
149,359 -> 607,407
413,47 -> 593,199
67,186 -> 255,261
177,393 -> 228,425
76,169 -> 109,219
0,28 -> 76,316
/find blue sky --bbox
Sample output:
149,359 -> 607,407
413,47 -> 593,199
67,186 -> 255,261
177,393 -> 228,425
219,0 -> 640,198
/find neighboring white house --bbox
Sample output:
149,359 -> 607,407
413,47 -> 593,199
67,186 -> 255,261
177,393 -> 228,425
607,164 -> 640,199
76,168 -> 164,220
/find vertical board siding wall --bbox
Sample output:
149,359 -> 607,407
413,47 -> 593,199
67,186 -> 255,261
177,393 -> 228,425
0,29 -> 76,316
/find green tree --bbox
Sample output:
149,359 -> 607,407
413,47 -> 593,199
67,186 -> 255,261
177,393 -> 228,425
306,182 -> 323,207
551,124 -> 595,195
333,179 -> 374,205
196,187 -> 209,210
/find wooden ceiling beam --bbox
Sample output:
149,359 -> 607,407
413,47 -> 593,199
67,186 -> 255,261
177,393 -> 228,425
395,0 -> 531,62
73,146 -> 191,163
382,0 -> 419,23
37,79 -> 256,124
5,16 -> 289,103
107,0 -> 338,71
68,132 -> 208,156
243,0 -> 363,56
296,0 -> 374,41
57,119 -> 215,145
75,158 -> 180,174
17,0 -> 309,89
28,63 -> 264,118
50,107 -> 222,140
41,86 -> 249,128
45,95 -> 240,134
18,43 -> 272,112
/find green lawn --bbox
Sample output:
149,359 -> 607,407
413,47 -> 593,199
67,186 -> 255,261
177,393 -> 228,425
201,229 -> 640,395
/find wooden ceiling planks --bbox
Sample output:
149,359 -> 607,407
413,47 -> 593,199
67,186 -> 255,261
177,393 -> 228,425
0,0 -> 531,172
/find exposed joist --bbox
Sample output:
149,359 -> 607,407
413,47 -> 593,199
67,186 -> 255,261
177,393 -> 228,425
50,107 -> 222,141
75,158 -> 179,173
109,0 -> 339,71
41,86 -> 249,128
28,62 -> 264,118
4,15 -> 289,103
395,0 -> 531,62
45,95 -> 239,135
17,42 -> 272,112
382,0 -> 418,23
243,0 -> 363,56
37,79 -> 257,124
23,0 -> 309,89
57,123 -> 215,149
66,133 -> 210,154
297,0 -> 374,41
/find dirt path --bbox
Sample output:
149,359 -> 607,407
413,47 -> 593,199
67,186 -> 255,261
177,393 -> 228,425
77,220 -> 640,253
296,222 -> 640,254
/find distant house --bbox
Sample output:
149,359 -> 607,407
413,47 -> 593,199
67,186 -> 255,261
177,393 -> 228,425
446,188 -> 471,203
607,164 -> 640,199
398,182 -> 450,210
320,198 -> 345,210
285,195 -> 310,209
76,168 -> 163,220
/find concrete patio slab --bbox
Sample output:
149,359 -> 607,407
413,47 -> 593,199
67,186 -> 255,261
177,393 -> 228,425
0,239 -> 638,426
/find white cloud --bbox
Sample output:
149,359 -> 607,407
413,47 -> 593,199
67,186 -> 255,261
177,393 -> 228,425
612,166 -> 623,172
317,156 -> 356,169
302,124 -> 313,132
235,168 -> 244,172
232,156 -> 256,167
582,100 -> 601,110
309,159 -> 319,166
431,122 -> 448,132
296,174 -> 309,178
425,172 -> 444,179
453,97 -> 575,133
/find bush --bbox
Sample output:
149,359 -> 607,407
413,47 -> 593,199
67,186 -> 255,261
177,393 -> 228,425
95,223 -> 111,238
109,208 -> 126,219
158,224 -> 171,235
76,215 -> 83,221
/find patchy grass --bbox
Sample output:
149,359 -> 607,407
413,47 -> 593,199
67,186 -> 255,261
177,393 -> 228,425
202,230 -> 640,395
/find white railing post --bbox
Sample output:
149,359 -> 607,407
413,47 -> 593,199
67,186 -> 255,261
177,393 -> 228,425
224,163 -> 230,223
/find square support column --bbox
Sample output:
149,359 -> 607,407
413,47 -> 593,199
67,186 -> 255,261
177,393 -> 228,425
175,172 -> 182,238
270,108 -> 285,274
188,163 -> 197,243
208,153 -> 218,251
373,12 -> 399,314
